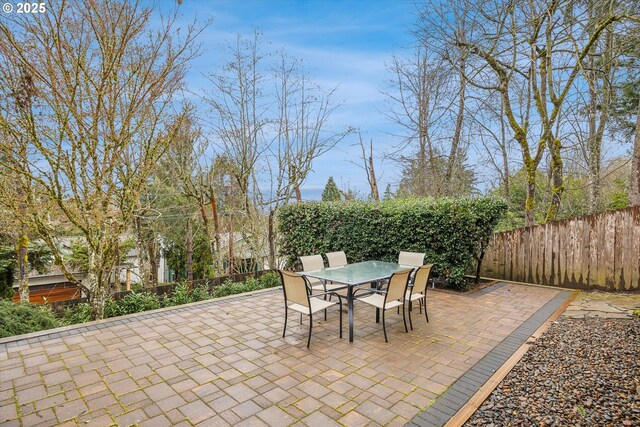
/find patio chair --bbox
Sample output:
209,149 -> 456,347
355,268 -> 412,342
398,251 -> 425,268
300,254 -> 347,293
326,251 -> 348,267
279,270 -> 343,348
398,251 -> 426,284
404,264 -> 434,330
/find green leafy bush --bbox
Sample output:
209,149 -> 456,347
277,197 -> 507,291
104,291 -> 160,317
0,300 -> 61,338
212,279 -> 257,298
191,283 -> 212,302
162,283 -> 192,307
257,271 -> 281,289
62,303 -> 92,325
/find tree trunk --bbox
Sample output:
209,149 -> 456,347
114,240 -> 121,291
198,195 -> 216,264
587,100 -> 601,213
228,221 -> 234,275
586,32 -> 614,213
228,178 -> 235,274
148,240 -> 159,287
545,137 -> 564,222
475,251 -> 485,285
186,219 -> 193,284
209,188 -> 222,272
88,248 -> 107,320
368,147 -> 380,202
500,104 -> 510,205
524,161 -> 537,227
445,64 -> 466,195
17,233 -> 29,303
631,105 -> 640,206
134,215 -> 149,287
268,209 -> 277,269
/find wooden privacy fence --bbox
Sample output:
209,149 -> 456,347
481,206 -> 640,292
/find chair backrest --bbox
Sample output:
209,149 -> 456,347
279,270 -> 309,308
300,254 -> 324,271
412,264 -> 434,294
326,251 -> 347,267
385,269 -> 412,303
398,251 -> 425,267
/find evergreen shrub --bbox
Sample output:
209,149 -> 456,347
277,197 -> 507,291
0,300 -> 61,338
104,291 -> 161,317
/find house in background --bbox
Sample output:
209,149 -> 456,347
12,245 -> 169,304
218,232 -> 270,273
12,271 -> 85,304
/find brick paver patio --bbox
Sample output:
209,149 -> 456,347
0,282 -> 568,426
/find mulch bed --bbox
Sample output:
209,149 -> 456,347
465,317 -> 640,427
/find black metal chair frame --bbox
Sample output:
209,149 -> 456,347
405,264 -> 434,330
279,270 -> 343,348
354,269 -> 412,342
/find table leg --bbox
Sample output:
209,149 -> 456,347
348,285 -> 354,342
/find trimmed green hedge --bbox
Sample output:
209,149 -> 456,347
277,197 -> 507,290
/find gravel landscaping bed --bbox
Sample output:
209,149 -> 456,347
465,317 -> 640,427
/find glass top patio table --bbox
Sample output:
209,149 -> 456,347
302,260 -> 414,342
303,260 -> 410,285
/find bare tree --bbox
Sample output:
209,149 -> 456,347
384,47 -> 450,196
205,35 -> 350,269
206,31 -> 268,217
0,1 -> 202,319
423,0 -> 629,224
351,132 -> 381,202
469,91 -> 515,204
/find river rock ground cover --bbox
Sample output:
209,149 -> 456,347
465,317 -> 639,427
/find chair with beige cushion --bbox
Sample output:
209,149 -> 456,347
300,254 -> 347,292
398,251 -> 425,268
326,251 -> 348,267
404,264 -> 434,330
355,269 -> 412,342
279,270 -> 343,348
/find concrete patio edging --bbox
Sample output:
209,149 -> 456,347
408,285 -> 577,427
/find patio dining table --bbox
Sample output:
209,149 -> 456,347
302,260 -> 413,342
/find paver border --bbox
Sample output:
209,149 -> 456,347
408,285 -> 576,427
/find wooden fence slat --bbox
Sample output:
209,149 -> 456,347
481,206 -> 639,292
632,208 -> 640,290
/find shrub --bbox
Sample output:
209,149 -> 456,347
191,283 -> 211,302
446,266 -> 468,292
212,278 -> 258,298
257,271 -> 281,289
277,197 -> 507,290
162,283 -> 192,307
62,303 -> 92,325
104,291 -> 160,317
0,300 -> 61,338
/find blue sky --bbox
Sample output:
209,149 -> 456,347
176,0 -> 419,199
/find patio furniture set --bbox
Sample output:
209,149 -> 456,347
279,251 -> 434,348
